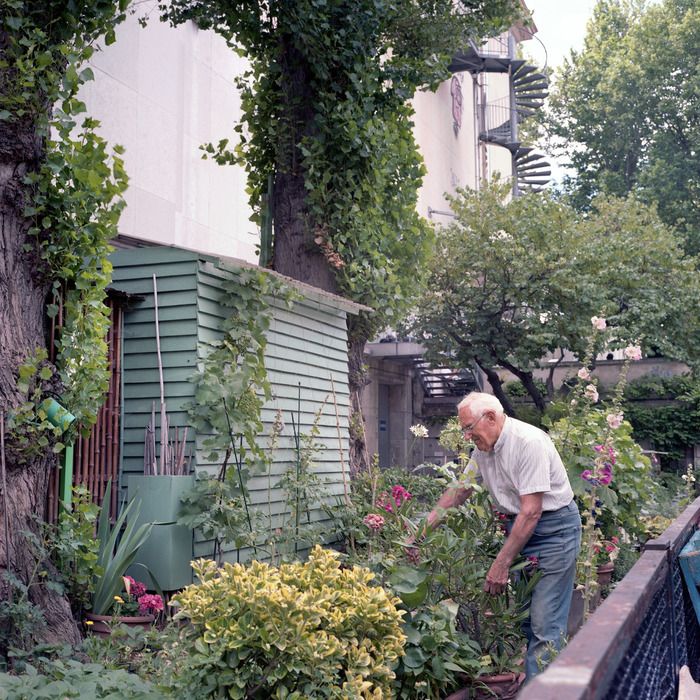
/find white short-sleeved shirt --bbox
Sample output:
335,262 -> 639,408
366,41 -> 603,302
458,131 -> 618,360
470,417 -> 573,515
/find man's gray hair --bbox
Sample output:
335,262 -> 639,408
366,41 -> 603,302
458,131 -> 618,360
457,392 -> 504,416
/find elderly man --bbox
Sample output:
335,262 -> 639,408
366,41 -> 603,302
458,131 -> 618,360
423,391 -> 581,679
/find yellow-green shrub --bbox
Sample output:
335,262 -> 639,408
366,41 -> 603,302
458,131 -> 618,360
168,546 -> 406,699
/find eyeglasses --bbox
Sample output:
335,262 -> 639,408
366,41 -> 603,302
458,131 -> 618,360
461,412 -> 486,436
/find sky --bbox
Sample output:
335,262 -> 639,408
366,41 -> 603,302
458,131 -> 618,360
517,1 -> 601,180
523,0 -> 600,71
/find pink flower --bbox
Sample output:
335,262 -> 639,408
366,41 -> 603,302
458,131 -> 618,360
598,471 -> 613,486
577,367 -> 591,380
123,575 -> 147,598
363,513 -> 386,531
581,470 -> 593,482
406,547 -> 421,565
137,593 -> 164,615
584,384 -> 599,403
377,493 -> 393,513
624,345 -> 642,361
611,536 -> 619,544
591,316 -> 607,330
526,555 -> 539,570
606,412 -> 624,429
391,485 -> 412,507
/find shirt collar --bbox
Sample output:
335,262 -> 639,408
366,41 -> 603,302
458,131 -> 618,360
492,416 -> 511,453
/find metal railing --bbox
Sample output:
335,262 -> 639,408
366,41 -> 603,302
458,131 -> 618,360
519,495 -> 700,699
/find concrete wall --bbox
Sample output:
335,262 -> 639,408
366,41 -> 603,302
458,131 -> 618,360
80,12 -> 258,262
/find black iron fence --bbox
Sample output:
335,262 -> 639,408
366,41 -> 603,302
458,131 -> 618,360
519,495 -> 700,700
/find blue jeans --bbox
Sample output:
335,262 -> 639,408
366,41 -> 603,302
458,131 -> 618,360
510,501 -> 581,679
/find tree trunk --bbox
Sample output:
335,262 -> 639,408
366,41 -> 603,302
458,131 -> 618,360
0,45 -> 81,649
474,358 -> 516,417
271,34 -> 338,295
497,359 -> 547,414
347,327 -> 371,474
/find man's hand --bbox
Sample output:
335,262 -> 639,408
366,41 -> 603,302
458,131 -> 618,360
483,492 -> 544,596
484,559 -> 510,595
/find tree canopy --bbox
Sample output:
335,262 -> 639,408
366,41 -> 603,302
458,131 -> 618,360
159,0 -> 520,338
408,181 -> 700,412
546,0 -> 700,254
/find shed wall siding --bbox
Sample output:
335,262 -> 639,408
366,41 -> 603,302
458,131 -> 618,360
111,248 -> 352,563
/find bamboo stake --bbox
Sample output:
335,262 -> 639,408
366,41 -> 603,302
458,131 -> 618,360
329,374 -> 350,506
152,274 -> 166,476
0,410 -> 13,599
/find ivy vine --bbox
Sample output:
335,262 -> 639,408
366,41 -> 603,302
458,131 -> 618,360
160,0 -> 519,339
187,268 -> 294,465
2,0 -> 129,437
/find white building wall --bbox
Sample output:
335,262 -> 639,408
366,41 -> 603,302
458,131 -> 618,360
79,13 -> 258,263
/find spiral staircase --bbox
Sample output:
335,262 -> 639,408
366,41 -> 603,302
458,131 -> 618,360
450,41 -> 551,192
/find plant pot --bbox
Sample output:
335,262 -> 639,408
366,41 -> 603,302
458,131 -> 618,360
444,672 -> 525,700
596,561 -> 614,589
127,474 -> 195,590
567,585 -> 585,637
84,612 -> 155,638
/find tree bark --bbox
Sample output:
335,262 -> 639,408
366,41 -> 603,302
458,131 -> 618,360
271,34 -> 338,295
0,31 -> 81,648
347,329 -> 371,475
496,358 -> 547,414
474,357 -> 516,417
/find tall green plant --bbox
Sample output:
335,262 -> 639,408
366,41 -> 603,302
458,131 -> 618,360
91,487 -> 153,616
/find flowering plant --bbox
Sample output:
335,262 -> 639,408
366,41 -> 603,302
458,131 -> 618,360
548,316 -> 651,616
109,576 -> 164,618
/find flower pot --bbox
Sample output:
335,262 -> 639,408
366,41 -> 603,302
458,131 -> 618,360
84,612 -> 155,638
596,561 -> 615,589
444,672 -> 524,700
127,474 -> 195,590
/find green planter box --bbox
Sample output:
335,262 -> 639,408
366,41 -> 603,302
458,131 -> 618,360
127,474 -> 195,591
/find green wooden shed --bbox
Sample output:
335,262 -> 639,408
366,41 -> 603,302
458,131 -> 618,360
109,246 -> 364,580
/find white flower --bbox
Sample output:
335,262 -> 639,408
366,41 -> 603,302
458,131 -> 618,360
577,367 -> 591,380
584,384 -> 599,403
624,345 -> 642,361
591,316 -> 607,331
539,312 -> 551,324
410,424 -> 429,439
606,412 -> 624,429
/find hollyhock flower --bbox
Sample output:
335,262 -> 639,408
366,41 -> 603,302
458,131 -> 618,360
624,345 -> 642,361
594,444 -> 605,452
137,593 -> 164,615
584,384 -> 599,403
598,471 -> 613,486
577,367 -> 591,380
591,316 -> 607,330
606,412 -> 624,429
363,513 -> 386,531
581,470 -> 594,482
410,424 -> 429,438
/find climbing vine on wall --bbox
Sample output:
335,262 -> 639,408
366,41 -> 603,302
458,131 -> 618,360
160,0 -> 519,338
187,268 -> 295,466
2,1 -> 129,436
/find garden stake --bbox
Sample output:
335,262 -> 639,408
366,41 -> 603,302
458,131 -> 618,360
0,410 -> 12,603
329,374 -> 350,507
152,274 -> 166,475
223,398 -> 257,556
291,382 -> 302,554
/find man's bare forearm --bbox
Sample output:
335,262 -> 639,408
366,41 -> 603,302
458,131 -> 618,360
425,486 -> 473,530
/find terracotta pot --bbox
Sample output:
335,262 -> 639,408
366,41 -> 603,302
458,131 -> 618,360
84,611 -> 155,637
444,672 -> 525,700
596,561 -> 615,589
